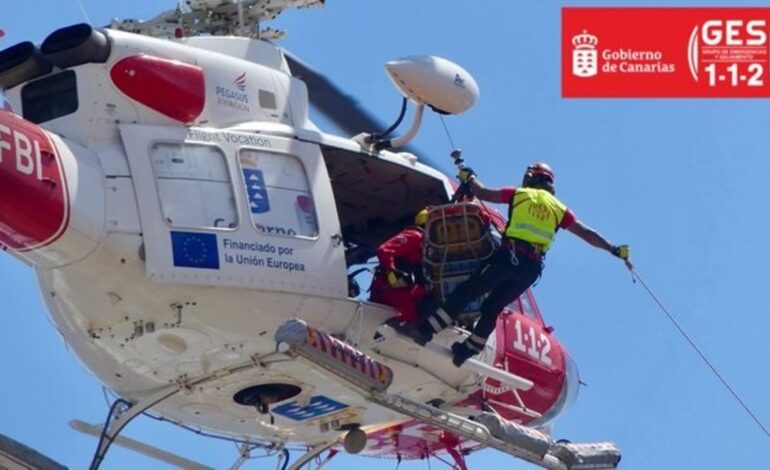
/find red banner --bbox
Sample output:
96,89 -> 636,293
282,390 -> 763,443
562,8 -> 770,97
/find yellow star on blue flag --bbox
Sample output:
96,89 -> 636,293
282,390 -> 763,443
170,231 -> 220,269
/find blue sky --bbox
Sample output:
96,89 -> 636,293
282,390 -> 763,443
2,1 -> 770,469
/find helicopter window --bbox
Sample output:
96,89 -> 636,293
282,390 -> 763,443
238,148 -> 319,239
150,142 -> 238,230
518,292 -> 539,321
20,70 -> 78,124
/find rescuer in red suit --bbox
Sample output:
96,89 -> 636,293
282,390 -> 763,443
369,209 -> 430,324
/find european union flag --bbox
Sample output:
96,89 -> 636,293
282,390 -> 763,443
272,396 -> 348,421
170,231 -> 220,269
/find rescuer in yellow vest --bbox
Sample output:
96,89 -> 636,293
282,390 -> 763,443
395,162 -> 631,366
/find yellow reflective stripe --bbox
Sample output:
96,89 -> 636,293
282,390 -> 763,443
468,334 -> 487,346
436,308 -> 452,324
466,336 -> 485,352
513,222 -> 555,241
428,316 -> 444,333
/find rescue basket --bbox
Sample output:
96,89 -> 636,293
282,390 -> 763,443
422,203 -> 499,319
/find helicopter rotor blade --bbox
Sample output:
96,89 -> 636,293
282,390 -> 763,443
283,50 -> 384,137
283,50 -> 442,169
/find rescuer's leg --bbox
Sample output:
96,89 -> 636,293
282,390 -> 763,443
392,284 -> 428,323
422,248 -> 511,337
368,273 -> 389,304
395,261 -> 498,345
451,259 -> 541,366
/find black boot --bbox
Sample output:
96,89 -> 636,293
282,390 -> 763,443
392,320 -> 433,346
451,341 -> 476,367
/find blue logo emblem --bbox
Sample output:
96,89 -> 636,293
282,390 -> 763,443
272,396 -> 348,421
243,168 -> 270,214
170,231 -> 220,269
453,73 -> 466,88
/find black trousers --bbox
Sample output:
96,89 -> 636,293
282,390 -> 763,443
440,246 -> 543,343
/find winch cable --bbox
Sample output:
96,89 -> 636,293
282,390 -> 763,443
439,115 -> 457,152
439,116 -> 472,203
629,267 -> 770,442
74,0 -> 93,24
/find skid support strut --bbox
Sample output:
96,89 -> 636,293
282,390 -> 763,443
287,441 -> 338,470
87,385 -> 180,470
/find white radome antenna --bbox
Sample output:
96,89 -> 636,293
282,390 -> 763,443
378,55 -> 479,149
386,55 -> 479,115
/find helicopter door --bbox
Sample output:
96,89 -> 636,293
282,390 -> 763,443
119,125 -> 347,298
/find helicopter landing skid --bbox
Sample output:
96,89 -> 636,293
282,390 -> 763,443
69,418 -> 213,470
82,385 -> 180,470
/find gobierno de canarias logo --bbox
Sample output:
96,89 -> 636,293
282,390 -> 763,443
570,29 -> 676,79
563,8 -> 770,97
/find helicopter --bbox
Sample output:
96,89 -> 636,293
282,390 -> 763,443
0,1 -> 621,469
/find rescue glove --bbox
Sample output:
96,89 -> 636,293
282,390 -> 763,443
612,244 -> 633,271
386,270 -> 412,288
612,245 -> 630,260
457,167 -> 475,183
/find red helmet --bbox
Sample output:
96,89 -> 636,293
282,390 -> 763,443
527,162 -> 554,181
522,162 -> 555,192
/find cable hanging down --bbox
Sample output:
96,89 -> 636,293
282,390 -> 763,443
74,0 -> 92,24
630,267 -> 770,442
439,115 -> 457,152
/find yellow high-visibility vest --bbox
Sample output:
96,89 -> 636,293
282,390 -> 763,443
505,187 -> 567,251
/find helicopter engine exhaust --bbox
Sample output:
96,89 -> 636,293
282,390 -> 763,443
41,23 -> 111,69
0,42 -> 53,90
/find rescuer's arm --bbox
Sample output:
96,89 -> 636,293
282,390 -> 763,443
566,219 -> 632,267
467,177 -> 507,202
458,168 -> 507,203
376,232 -> 415,288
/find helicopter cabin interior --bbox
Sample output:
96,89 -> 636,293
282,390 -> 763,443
320,144 -> 449,266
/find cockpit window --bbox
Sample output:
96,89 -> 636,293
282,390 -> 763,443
21,70 -> 78,124
518,292 -> 538,321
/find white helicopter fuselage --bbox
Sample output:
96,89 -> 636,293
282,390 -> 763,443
2,28 -> 484,446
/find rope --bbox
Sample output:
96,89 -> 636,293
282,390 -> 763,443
74,0 -> 92,24
630,267 -> 770,441
439,115 -> 457,151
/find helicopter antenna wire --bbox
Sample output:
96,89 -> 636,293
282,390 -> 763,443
631,267 -> 770,442
74,0 -> 93,25
439,115 -> 457,151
